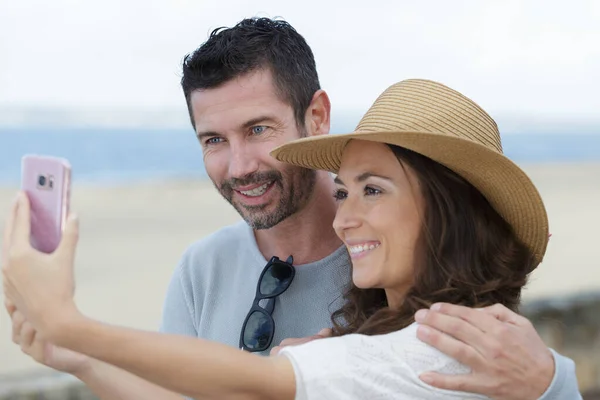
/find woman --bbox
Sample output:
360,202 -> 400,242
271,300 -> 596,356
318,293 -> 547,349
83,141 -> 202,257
3,79 -> 549,399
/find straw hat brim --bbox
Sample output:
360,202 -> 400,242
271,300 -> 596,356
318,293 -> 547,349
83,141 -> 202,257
271,130 -> 549,269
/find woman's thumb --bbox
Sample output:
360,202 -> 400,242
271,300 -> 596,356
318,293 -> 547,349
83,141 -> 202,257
57,214 -> 79,257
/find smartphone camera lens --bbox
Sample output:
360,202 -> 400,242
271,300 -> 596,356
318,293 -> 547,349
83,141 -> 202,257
38,175 -> 46,187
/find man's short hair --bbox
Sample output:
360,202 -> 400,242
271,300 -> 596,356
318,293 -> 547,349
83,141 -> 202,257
181,17 -> 321,128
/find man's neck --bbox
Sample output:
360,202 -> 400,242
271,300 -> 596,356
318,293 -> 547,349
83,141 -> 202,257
254,171 -> 343,265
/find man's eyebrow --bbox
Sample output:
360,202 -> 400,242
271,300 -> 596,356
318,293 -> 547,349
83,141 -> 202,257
196,115 -> 280,140
196,130 -> 219,140
334,172 -> 392,185
241,115 -> 279,129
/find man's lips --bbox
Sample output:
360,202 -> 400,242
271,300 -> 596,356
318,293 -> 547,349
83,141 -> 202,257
234,181 -> 275,198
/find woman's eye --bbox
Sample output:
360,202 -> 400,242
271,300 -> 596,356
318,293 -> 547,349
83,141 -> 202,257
364,186 -> 382,196
333,189 -> 347,201
251,126 -> 267,135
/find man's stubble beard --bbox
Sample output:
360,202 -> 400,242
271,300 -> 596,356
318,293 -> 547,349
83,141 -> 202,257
216,165 -> 317,230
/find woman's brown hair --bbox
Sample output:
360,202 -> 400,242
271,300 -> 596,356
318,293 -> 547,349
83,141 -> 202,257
331,144 -> 537,336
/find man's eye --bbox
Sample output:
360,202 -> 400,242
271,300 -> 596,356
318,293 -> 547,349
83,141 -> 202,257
251,126 -> 267,135
205,137 -> 223,145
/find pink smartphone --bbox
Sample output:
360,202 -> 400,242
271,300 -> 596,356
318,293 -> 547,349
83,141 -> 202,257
21,154 -> 72,253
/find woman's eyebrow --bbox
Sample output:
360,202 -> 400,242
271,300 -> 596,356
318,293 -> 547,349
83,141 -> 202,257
334,172 -> 392,185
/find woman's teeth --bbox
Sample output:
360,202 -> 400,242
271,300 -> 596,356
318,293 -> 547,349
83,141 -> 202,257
349,243 -> 380,255
240,182 -> 271,197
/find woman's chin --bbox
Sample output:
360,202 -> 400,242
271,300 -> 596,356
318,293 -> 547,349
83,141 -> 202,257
352,272 -> 378,289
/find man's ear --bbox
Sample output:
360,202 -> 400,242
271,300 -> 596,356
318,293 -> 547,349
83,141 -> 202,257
304,89 -> 331,137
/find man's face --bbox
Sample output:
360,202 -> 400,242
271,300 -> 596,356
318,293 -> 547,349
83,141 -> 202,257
190,69 -> 316,230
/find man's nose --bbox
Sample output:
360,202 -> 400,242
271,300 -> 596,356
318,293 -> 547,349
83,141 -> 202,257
228,145 -> 260,179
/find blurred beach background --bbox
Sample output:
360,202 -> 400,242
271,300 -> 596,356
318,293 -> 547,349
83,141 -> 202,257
1,0 -> 599,398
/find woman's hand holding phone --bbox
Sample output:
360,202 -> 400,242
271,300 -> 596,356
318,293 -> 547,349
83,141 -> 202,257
2,191 -> 80,340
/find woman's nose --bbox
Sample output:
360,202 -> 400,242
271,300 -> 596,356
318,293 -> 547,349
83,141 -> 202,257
333,196 -> 363,234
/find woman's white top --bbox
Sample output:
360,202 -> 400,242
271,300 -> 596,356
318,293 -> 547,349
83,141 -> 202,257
279,322 -> 490,400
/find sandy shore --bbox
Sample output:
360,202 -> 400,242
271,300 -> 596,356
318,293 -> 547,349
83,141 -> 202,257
1,163 -> 599,377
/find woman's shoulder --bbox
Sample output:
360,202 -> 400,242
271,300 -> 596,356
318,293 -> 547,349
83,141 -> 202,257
378,322 -> 471,375
281,322 -> 471,376
279,323 -> 484,400
309,323 -> 471,376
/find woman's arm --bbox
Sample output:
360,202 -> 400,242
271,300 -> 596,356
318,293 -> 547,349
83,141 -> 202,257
2,195 -> 295,399
47,310 -> 296,400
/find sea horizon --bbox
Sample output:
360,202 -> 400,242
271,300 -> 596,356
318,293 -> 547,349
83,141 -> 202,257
1,126 -> 599,186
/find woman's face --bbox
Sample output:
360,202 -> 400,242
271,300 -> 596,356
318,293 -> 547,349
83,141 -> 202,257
332,140 -> 425,308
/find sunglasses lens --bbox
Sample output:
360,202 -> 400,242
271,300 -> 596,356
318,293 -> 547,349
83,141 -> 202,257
242,310 -> 274,351
259,262 -> 294,296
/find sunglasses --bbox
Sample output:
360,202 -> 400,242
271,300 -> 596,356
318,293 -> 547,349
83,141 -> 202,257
239,255 -> 295,352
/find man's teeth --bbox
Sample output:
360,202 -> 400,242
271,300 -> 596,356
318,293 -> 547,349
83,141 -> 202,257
240,182 -> 270,197
349,243 -> 380,255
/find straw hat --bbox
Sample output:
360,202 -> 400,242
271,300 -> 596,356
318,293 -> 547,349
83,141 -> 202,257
271,79 -> 549,268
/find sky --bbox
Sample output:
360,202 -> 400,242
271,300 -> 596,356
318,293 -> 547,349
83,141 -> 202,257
0,0 -> 599,128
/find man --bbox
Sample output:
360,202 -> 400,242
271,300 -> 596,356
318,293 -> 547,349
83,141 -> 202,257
7,17 -> 580,399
